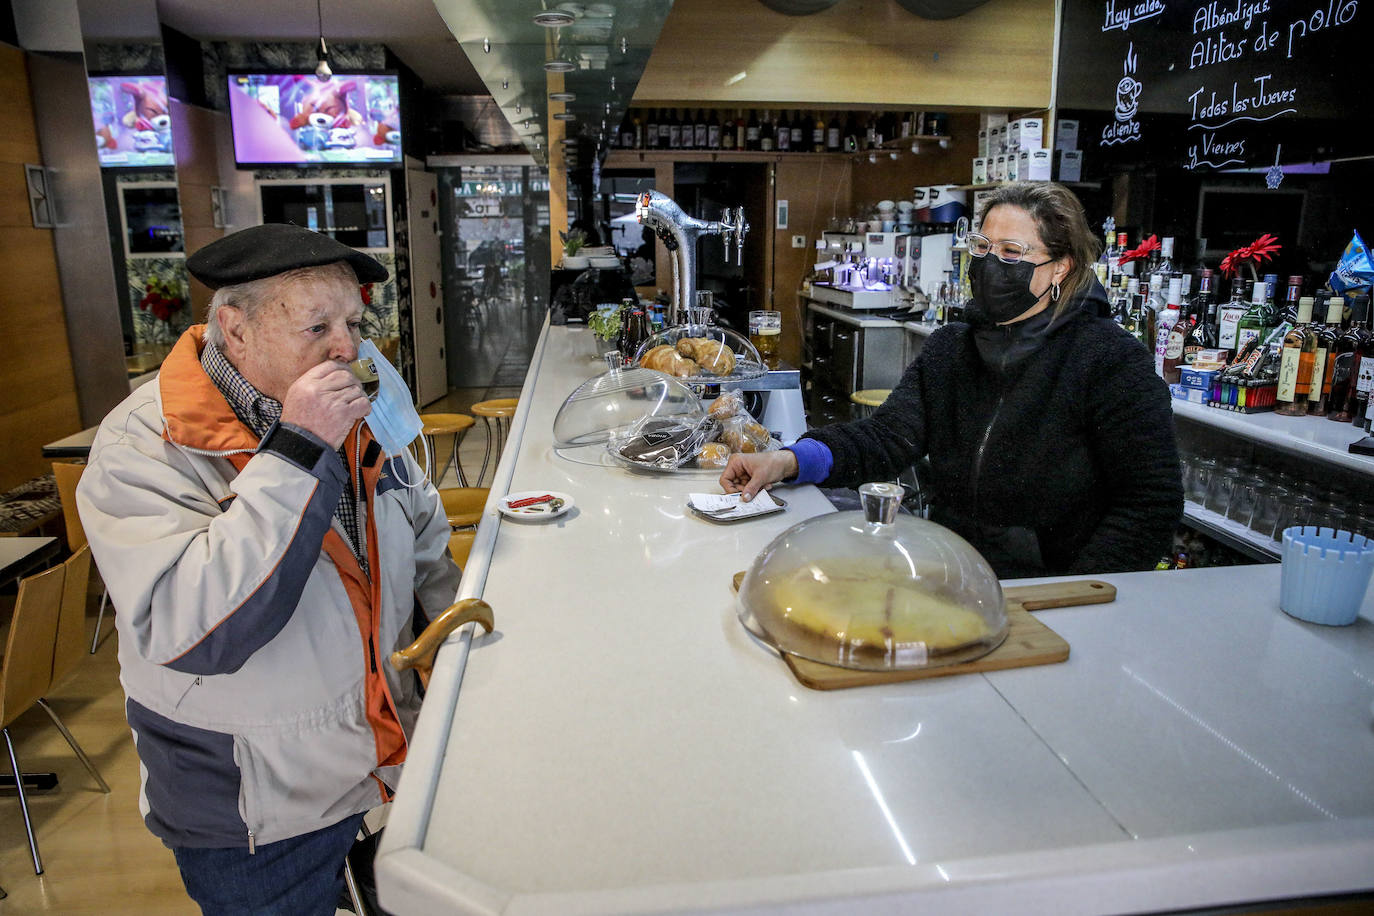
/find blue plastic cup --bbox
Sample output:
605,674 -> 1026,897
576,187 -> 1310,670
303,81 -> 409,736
1279,526 -> 1374,626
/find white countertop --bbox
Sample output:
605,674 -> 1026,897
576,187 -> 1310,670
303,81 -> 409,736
377,323 -> 1374,915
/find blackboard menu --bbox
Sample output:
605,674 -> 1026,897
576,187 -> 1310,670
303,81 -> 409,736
1057,0 -> 1368,174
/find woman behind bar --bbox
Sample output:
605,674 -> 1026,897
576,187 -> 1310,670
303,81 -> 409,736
721,181 -> 1183,578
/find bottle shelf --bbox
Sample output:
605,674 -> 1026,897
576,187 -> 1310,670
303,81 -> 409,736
605,149 -> 850,167
952,180 -> 1102,191
1182,500 -> 1281,562
1171,400 -> 1374,476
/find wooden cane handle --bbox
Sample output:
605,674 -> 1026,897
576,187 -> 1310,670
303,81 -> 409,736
390,598 -> 495,688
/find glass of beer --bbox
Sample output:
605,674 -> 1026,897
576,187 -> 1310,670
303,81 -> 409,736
748,310 -> 781,369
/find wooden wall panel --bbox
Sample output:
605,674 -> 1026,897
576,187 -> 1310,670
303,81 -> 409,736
849,113 -> 982,208
774,157 -> 853,366
0,44 -> 83,492
635,0 -> 1054,110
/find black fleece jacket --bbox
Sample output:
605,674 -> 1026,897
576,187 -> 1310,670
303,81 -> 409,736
803,280 -> 1184,579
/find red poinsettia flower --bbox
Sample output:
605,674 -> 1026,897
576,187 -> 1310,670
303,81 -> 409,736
360,283 -> 373,306
138,275 -> 187,323
1220,234 -> 1282,277
1118,234 -> 1161,266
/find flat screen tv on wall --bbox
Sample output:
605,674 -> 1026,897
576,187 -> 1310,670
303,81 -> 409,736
227,71 -> 402,168
90,74 -> 176,168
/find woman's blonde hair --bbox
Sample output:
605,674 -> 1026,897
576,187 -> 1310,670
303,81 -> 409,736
975,182 -> 1101,315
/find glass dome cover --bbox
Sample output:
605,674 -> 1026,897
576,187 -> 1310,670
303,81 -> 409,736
738,483 -> 1007,671
553,352 -> 703,449
632,308 -> 768,384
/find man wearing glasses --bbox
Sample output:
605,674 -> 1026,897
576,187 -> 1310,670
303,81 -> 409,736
722,181 -> 1182,578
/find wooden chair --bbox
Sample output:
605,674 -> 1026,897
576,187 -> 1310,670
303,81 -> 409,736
1,556 -> 110,875
419,413 -> 476,487
469,398 -> 519,486
440,487 -> 490,529
448,530 -> 476,568
50,462 -> 112,654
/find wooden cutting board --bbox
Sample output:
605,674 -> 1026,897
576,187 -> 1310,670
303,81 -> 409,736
731,573 -> 1115,691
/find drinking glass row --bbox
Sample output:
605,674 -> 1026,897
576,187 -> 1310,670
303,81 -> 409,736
1180,455 -> 1368,543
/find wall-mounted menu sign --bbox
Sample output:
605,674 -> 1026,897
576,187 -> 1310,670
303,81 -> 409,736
1057,0 -> 1366,173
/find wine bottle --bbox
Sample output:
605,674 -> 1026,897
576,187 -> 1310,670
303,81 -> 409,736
1312,296 -> 1346,415
826,111 -> 842,151
777,111 -> 791,151
843,112 -> 860,152
746,109 -> 761,150
1233,277 -> 1268,353
1276,297 -> 1318,416
645,109 -> 659,149
707,109 -> 721,149
691,109 -> 706,149
657,109 -> 671,149
790,111 -> 804,149
1343,316 -> 1374,424
735,109 -> 747,150
668,108 -> 682,149
812,111 -> 826,152
1280,275 -> 1302,326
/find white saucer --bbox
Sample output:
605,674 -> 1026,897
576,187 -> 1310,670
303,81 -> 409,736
498,490 -> 574,521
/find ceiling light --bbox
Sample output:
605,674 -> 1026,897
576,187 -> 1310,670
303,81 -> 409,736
502,78 -> 509,90
543,59 -> 576,72
483,37 -> 491,53
550,91 -> 576,102
533,10 -> 576,26
554,112 -> 578,121
313,0 -> 332,81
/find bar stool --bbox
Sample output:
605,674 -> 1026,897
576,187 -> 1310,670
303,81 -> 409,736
849,388 -> 891,420
448,530 -> 476,568
441,487 -> 490,529
419,413 -> 476,487
469,398 -> 519,486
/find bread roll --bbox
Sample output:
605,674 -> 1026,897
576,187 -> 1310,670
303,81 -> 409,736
675,337 -> 736,376
641,344 -> 698,378
696,442 -> 730,468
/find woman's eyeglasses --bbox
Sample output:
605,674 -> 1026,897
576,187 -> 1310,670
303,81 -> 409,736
966,232 -> 1042,264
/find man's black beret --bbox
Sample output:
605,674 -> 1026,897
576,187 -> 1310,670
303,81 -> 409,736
186,223 -> 388,289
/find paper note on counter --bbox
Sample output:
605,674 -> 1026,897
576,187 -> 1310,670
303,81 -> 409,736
688,490 -> 783,520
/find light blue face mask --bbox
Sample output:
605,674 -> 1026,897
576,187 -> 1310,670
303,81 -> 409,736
355,338 -> 428,487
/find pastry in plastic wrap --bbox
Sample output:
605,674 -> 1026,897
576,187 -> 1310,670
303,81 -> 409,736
641,344 -> 699,378
708,390 -> 745,419
675,337 -> 737,376
615,416 -> 719,469
696,442 -> 730,468
720,415 -> 772,453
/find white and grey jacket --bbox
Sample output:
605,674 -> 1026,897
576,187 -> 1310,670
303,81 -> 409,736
77,326 -> 461,850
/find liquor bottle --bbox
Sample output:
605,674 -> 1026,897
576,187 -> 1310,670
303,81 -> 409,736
1345,317 -> 1374,424
1117,279 -> 1138,338
1280,275 -> 1302,326
645,109 -> 659,149
1154,280 -> 1182,377
1328,315 -> 1365,422
720,111 -> 735,150
1216,274 -> 1247,351
812,111 -> 826,152
707,109 -> 721,149
759,110 -> 775,152
657,109 -> 671,149
864,113 -> 878,149
1160,278 -> 1188,382
790,111 -> 804,149
1312,296 -> 1346,416
667,108 -> 682,149
1157,237 -> 1175,280
1134,278 -> 1156,349
746,109 -> 761,150
826,111 -> 842,151
1232,277 -> 1268,353
843,112 -> 860,152
1145,272 -> 1166,324
1275,297 -> 1318,416
1185,276 -> 1218,362
1117,233 -> 1135,277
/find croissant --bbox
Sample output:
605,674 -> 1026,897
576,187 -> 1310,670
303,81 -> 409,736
675,337 -> 737,376
641,344 -> 699,378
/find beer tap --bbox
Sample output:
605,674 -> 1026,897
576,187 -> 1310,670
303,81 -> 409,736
719,207 -> 750,266
635,191 -> 749,325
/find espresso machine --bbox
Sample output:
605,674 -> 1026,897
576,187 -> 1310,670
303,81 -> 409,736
808,231 -> 906,310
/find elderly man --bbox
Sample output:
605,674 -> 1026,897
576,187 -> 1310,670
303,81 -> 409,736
77,224 -> 461,914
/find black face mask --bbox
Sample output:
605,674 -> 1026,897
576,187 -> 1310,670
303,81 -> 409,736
965,255 -> 1054,327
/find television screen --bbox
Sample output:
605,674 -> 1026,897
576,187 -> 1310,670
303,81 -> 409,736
89,75 -> 176,168
227,72 -> 402,167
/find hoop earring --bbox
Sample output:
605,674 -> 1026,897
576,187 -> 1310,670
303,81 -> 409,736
1051,281 -> 1062,302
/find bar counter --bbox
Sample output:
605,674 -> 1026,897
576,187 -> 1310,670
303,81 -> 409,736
377,320 -> 1374,915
